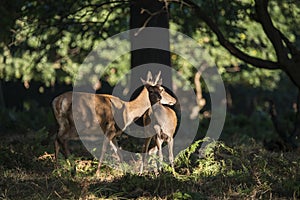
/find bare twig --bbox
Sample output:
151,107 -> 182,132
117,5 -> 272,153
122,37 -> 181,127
194,65 -> 207,110
164,0 -> 191,8
134,7 -> 168,36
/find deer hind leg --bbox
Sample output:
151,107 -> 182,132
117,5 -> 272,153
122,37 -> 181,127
96,136 -> 109,175
55,129 -> 77,176
54,133 -> 70,162
54,131 -> 65,163
54,102 -> 71,160
54,136 -> 61,165
61,138 -> 71,158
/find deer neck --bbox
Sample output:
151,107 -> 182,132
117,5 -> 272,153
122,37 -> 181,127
125,87 -> 151,125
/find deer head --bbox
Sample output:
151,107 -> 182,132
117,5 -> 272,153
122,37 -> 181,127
141,71 -> 176,106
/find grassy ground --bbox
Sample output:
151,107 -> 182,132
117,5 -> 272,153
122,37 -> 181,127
1,130 -> 300,199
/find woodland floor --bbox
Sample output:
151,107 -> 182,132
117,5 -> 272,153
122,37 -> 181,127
1,130 -> 300,199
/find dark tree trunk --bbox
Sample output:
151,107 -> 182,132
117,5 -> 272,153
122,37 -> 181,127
129,0 -> 171,91
124,1 -> 172,151
292,90 -> 300,140
268,97 -> 300,151
0,81 -> 5,109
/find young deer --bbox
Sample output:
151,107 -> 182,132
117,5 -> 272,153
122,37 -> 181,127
51,71 -> 176,175
140,102 -> 177,174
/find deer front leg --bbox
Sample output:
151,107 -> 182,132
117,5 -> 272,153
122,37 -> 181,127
168,138 -> 175,173
110,137 -> 123,163
156,137 -> 164,172
154,125 -> 163,172
96,128 -> 121,176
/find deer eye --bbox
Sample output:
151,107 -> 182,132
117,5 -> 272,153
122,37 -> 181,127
160,87 -> 165,92
148,88 -> 154,93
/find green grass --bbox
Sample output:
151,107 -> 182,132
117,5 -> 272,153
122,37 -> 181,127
1,130 -> 300,199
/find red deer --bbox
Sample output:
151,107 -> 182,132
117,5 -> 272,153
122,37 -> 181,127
51,71 -> 176,175
140,102 -> 177,174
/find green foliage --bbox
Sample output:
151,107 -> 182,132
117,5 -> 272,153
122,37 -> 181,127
1,0 -> 298,93
0,0 -> 130,86
194,141 -> 235,177
176,138 -> 204,168
173,191 -> 192,200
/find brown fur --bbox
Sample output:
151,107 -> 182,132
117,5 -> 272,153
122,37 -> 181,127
52,84 -> 176,175
140,103 -> 177,173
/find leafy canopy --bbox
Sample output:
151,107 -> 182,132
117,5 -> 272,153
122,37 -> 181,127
1,0 -> 299,90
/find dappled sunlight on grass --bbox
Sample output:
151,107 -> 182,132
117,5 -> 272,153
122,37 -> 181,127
1,131 -> 300,199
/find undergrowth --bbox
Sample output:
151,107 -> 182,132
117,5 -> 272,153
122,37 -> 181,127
1,129 -> 300,200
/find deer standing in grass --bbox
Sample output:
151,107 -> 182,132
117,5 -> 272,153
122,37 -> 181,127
140,90 -> 178,174
51,71 -> 175,175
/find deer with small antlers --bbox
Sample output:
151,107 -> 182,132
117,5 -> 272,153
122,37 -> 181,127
139,87 -> 178,174
51,71 -> 176,175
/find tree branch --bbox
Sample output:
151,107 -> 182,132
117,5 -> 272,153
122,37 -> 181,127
279,31 -> 300,59
60,0 -> 130,21
254,0 -> 290,65
181,0 -> 280,70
